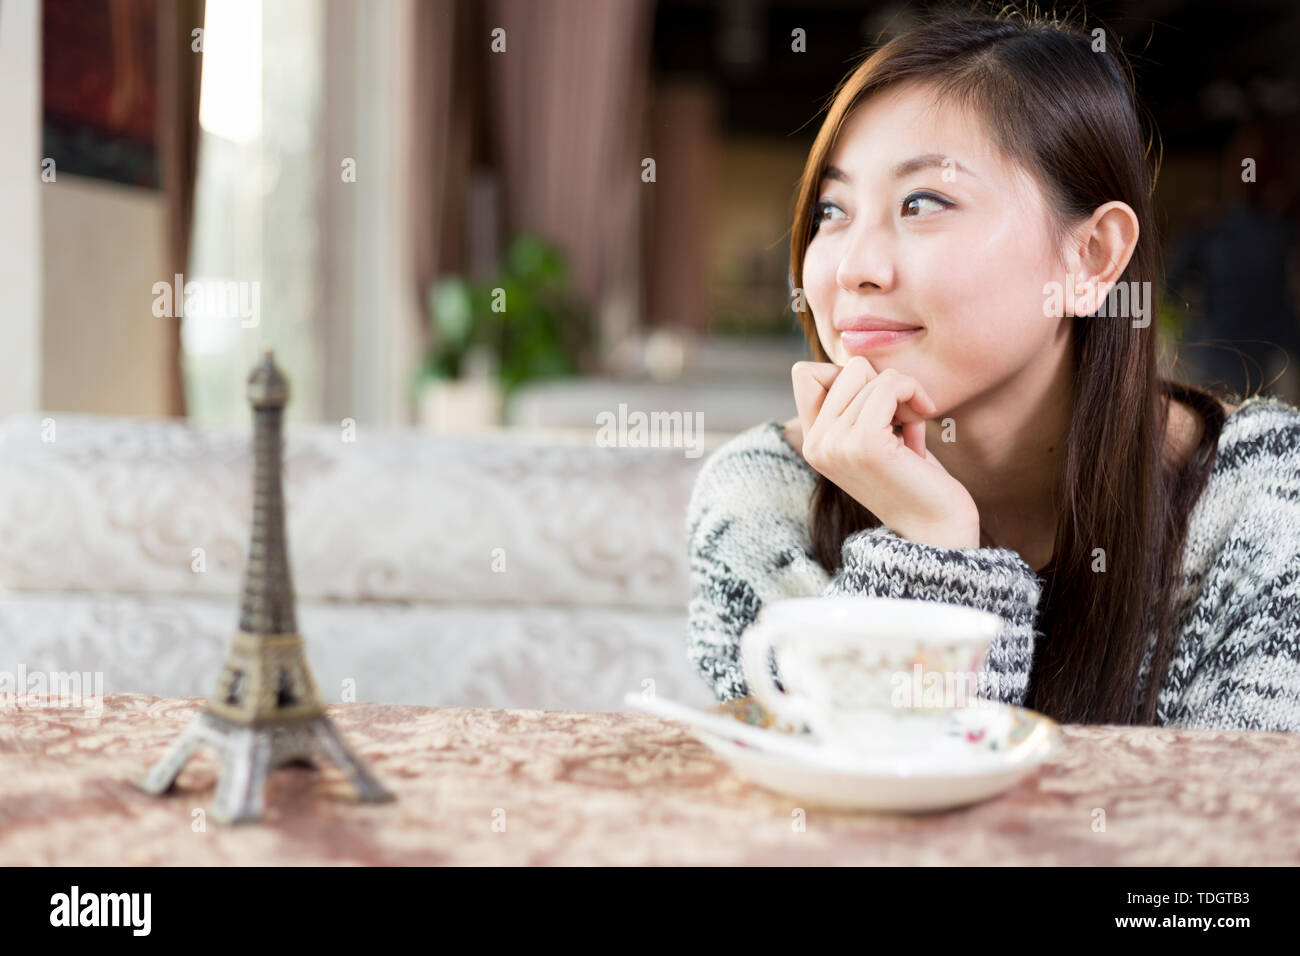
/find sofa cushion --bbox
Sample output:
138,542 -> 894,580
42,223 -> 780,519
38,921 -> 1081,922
0,413 -> 713,609
0,590 -> 716,711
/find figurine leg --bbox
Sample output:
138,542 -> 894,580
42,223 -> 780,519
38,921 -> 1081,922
211,726 -> 273,824
312,719 -> 395,804
134,715 -> 206,795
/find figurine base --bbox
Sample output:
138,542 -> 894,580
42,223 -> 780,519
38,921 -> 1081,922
134,708 -> 395,824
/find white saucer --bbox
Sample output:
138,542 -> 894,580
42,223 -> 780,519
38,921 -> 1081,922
624,692 -> 1064,813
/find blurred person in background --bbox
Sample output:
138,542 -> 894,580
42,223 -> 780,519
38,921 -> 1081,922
1166,119 -> 1300,404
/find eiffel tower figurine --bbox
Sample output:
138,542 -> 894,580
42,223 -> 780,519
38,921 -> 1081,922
135,349 -> 395,822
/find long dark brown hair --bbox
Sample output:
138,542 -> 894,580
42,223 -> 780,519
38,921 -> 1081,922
788,5 -> 1232,725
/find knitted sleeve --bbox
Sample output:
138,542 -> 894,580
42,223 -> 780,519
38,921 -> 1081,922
1155,398 -> 1300,732
684,431 -> 832,702
824,526 -> 1045,707
1165,551 -> 1300,733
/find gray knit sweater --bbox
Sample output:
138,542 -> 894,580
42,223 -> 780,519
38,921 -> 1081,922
685,395 -> 1300,732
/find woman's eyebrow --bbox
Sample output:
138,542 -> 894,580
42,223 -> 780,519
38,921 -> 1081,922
892,153 -> 978,180
821,155 -> 979,184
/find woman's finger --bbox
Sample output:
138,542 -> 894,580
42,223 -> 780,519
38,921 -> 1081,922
819,356 -> 877,422
839,379 -> 873,429
791,361 -> 842,439
900,419 -> 927,456
844,371 -> 934,428
856,370 -> 935,435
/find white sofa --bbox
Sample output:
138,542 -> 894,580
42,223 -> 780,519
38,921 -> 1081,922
0,412 -> 739,712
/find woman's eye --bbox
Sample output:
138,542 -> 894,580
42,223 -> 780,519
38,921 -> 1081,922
814,199 -> 846,223
901,192 -> 952,217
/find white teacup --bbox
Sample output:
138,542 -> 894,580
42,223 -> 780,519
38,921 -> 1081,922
740,596 -> 1001,758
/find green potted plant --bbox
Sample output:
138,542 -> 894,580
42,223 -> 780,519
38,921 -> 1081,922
416,235 -> 596,429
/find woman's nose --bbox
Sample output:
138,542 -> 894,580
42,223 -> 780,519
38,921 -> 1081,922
835,223 -> 896,293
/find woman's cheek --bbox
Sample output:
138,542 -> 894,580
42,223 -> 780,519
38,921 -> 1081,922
802,260 -> 838,356
940,311 -> 1034,388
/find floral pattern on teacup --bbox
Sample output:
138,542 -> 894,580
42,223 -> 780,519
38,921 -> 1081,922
942,705 -> 1037,752
715,695 -> 1043,756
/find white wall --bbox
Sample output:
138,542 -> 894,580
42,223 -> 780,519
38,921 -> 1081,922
41,177 -> 169,415
0,0 -> 42,418
0,1 -> 171,419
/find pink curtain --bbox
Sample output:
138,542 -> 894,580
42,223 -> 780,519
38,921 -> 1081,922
484,0 -> 654,309
413,0 -> 475,293
643,81 -> 718,333
157,0 -> 205,418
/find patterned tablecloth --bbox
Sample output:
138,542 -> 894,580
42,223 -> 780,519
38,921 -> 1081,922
2,694 -> 1298,865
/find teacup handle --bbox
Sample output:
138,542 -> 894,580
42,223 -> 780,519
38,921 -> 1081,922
741,617 -> 822,733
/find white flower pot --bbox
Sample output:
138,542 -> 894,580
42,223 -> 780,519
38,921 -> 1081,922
417,378 -> 503,431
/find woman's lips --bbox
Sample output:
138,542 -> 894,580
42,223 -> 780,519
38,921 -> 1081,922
840,328 -> 922,352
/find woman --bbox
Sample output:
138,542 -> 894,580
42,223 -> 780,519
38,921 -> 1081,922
685,8 -> 1300,731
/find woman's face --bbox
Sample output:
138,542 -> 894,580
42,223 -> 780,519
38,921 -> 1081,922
801,82 -> 1071,416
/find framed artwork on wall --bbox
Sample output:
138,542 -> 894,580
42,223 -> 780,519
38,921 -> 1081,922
43,0 -> 160,189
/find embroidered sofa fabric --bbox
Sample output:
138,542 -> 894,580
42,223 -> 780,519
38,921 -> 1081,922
0,414 -> 720,711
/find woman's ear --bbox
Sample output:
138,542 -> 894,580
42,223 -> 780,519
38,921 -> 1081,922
1061,201 -> 1140,317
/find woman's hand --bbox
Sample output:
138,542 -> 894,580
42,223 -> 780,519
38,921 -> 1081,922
792,356 -> 981,549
